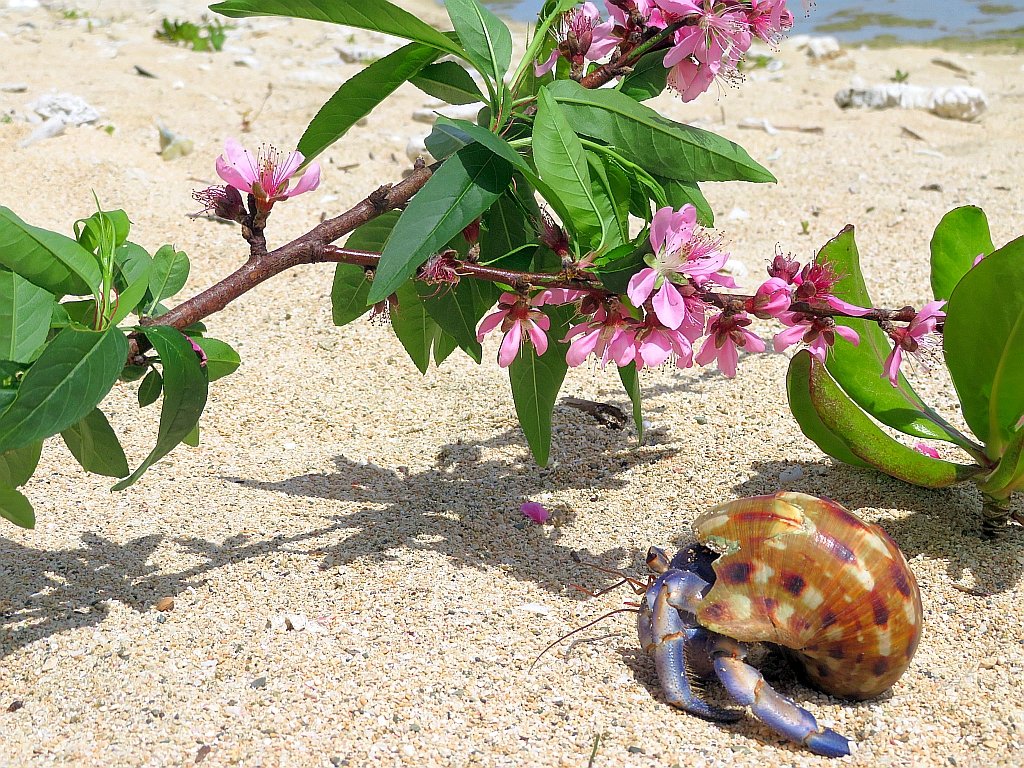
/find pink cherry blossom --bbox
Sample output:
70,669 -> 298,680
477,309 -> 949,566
773,313 -> 859,362
633,317 -> 693,369
747,276 -> 793,318
215,139 -> 321,213
791,260 -> 872,317
520,501 -> 551,524
695,310 -> 764,377
605,0 -> 665,29
913,442 -> 941,459
627,205 -> 727,330
536,2 -> 619,76
746,0 -> 794,45
563,305 -> 638,367
477,292 -> 551,368
882,300 -> 945,386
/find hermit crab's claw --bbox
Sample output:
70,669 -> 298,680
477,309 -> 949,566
641,574 -> 741,723
711,642 -> 851,757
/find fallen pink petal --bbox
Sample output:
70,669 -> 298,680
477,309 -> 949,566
520,502 -> 550,524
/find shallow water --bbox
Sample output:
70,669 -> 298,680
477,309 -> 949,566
438,0 -> 1024,43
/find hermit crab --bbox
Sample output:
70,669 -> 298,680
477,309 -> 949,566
637,492 -> 922,757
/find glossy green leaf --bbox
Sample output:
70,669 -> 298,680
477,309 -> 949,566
368,143 -> 511,303
75,209 -> 130,252
533,87 -> 611,250
654,176 -> 713,227
618,51 -> 668,101
802,350 -> 975,488
110,243 -> 152,325
819,226 -> 968,445
433,329 -> 459,366
182,423 -> 200,447
0,206 -> 101,297
411,61 -> 485,105
138,369 -> 162,408
480,189 -> 538,267
391,281 -> 442,374
333,212 -> 399,326
978,424 -> 1024,498
61,408 -> 129,478
299,42 -> 439,164
786,351 -> 872,469
509,308 -> 571,467
445,0 -> 512,87
210,0 -> 466,58
943,235 -> 1024,454
420,278 -> 498,363
929,205 -> 994,302
113,326 -> 208,490
146,244 -> 189,309
0,440 -> 42,487
0,269 -> 55,363
588,153 -> 630,247
593,245 -> 646,294
617,362 -> 643,440
545,80 -> 775,183
0,326 -> 127,453
0,487 -> 34,528
192,338 -> 240,382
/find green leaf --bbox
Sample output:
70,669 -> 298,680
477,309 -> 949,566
75,208 -> 131,252
445,0 -> 512,87
110,242 -> 152,325
146,245 -> 189,309
61,408 -> 129,478
391,281 -> 442,374
545,80 -> 776,184
210,0 -> 466,58
433,328 -> 460,365
617,51 -> 668,101
299,42 -> 440,164
617,362 -> 643,440
509,338 -> 567,467
332,263 -> 374,327
0,206 -> 101,297
0,269 -> 55,363
588,153 -> 630,247
819,226 -> 967,445
419,277 -> 498,363
0,487 -> 34,528
138,369 -> 162,407
786,351 -> 872,469
930,205 -> 994,302
799,350 -> 975,488
182,423 -> 200,447
368,143 -> 512,303
112,326 -> 208,490
593,245 -> 646,294
943,235 -> 1024,454
0,326 -> 127,452
411,61 -> 485,105
0,440 -> 42,487
192,338 -> 240,382
533,87 -> 611,251
654,176 -> 713,227
978,424 -> 1024,498
480,189 -> 538,267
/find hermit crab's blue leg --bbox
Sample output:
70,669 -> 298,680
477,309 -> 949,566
639,569 -> 741,722
710,637 -> 851,758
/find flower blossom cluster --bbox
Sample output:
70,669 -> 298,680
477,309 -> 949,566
539,1 -> 794,102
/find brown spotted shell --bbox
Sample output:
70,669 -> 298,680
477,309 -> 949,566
693,492 -> 922,700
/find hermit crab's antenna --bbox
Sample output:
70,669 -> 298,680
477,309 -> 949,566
528,607 -> 640,675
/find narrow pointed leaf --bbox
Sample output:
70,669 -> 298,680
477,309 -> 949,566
0,206 -> 101,297
819,226 -> 968,444
943,235 -> 1024,452
0,440 -> 43,487
146,245 -> 189,308
545,80 -> 775,183
299,42 -> 439,164
112,326 -> 208,490
138,369 -> 162,408
930,205 -> 994,302
110,243 -> 152,325
533,88 -> 609,250
61,408 -> 129,478
210,0 -> 466,58
617,362 -> 644,441
368,144 -> 511,303
419,278 -> 498,363
0,487 -> 33,528
333,212 -> 399,327
192,338 -> 240,382
391,281 -> 442,374
654,176 -> 713,227
618,50 -> 668,101
0,326 -> 127,452
433,329 -> 459,365
0,269 -> 54,363
411,61 -> 485,105
445,0 -> 512,86
804,351 -> 976,488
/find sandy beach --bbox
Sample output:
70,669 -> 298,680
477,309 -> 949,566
1,1 -> 1023,766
